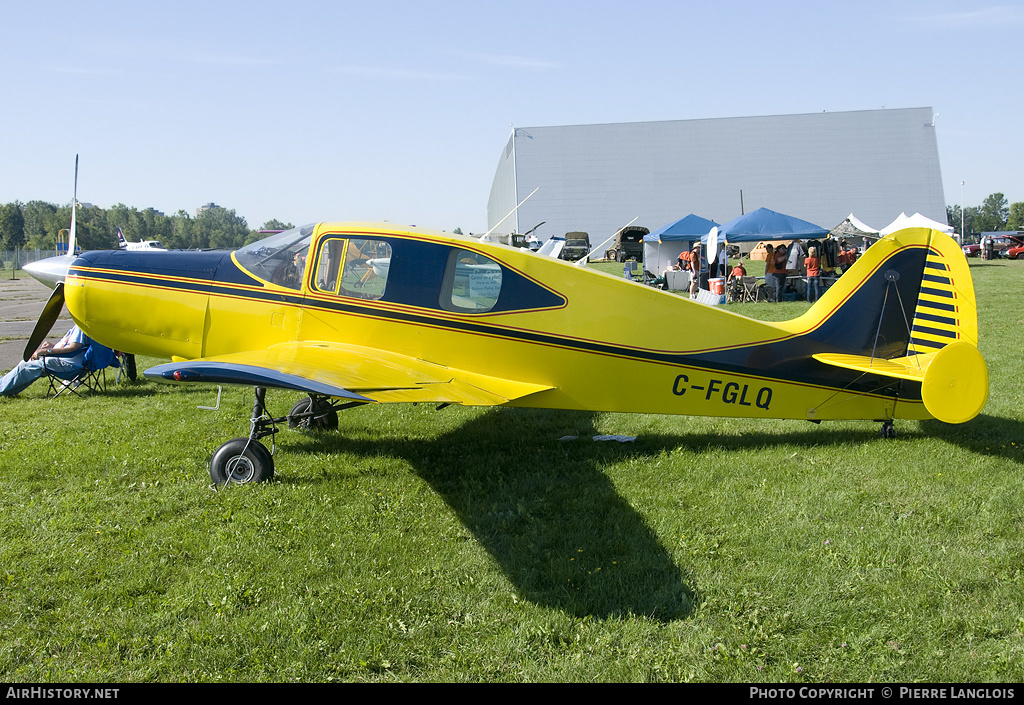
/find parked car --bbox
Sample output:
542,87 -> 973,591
1003,236 -> 1024,259
962,236 -> 1021,258
558,232 -> 591,262
604,225 -> 649,262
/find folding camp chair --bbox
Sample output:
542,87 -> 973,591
46,343 -> 119,399
741,276 -> 759,302
643,269 -> 667,289
727,277 -> 743,302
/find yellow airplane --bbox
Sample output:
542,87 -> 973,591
23,222 -> 988,484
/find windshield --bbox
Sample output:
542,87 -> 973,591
234,224 -> 315,287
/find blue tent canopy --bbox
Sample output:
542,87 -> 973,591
644,214 -> 720,242
709,207 -> 829,243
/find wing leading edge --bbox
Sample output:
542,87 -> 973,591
145,341 -> 553,407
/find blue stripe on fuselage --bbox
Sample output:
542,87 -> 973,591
69,246 -> 926,401
72,249 -> 263,287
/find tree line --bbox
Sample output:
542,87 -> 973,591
1,192 -> 1019,252
0,200 -> 295,252
947,192 -> 1023,241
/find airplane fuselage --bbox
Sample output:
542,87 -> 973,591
61,222 -> 978,423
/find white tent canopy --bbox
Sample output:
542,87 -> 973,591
845,213 -> 879,235
880,212 -> 953,236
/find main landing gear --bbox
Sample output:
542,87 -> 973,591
880,420 -> 897,439
208,387 -> 364,486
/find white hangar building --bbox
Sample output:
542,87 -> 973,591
486,107 -> 946,243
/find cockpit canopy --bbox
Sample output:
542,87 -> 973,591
234,224 -> 315,288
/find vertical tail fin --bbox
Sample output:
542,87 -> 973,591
906,234 -> 979,353
806,227 -> 987,423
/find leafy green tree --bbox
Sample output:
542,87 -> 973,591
260,219 -> 294,232
947,205 -> 960,235
170,210 -> 195,249
0,202 -> 26,250
22,201 -> 57,249
947,204 -> 977,239
75,205 -> 114,250
973,192 -> 1009,233
1007,202 -> 1024,231
48,204 -> 74,249
192,206 -> 249,250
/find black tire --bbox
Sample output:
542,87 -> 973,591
288,396 -> 339,430
209,438 -> 275,484
124,353 -> 137,381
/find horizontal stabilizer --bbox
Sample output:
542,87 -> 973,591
812,352 -> 932,382
814,341 -> 988,424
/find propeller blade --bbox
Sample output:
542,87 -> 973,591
23,283 -> 66,362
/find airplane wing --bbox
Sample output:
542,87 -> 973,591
145,341 -> 553,406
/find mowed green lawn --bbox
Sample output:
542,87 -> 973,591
1,259 -> 1022,683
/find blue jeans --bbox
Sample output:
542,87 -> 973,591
772,272 -> 787,301
807,275 -> 821,302
0,351 -> 86,397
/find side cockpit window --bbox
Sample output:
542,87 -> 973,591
441,249 -> 502,312
313,237 -> 391,301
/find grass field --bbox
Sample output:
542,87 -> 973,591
1,258 -> 1022,682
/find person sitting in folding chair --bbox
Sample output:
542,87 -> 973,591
727,257 -> 747,302
0,324 -> 100,397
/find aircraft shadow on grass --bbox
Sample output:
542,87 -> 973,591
286,406 -> 698,622
282,405 -> 1012,622
919,414 -> 1024,465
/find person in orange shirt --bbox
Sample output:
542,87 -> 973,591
729,256 -> 747,280
727,256 -> 747,302
763,244 -> 776,301
771,243 -> 789,302
805,246 -> 821,303
689,244 -> 702,298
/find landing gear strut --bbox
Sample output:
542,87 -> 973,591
208,389 -> 365,485
209,386 -> 279,485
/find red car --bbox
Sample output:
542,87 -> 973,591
1005,238 -> 1024,259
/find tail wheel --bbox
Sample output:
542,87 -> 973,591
210,438 -> 275,484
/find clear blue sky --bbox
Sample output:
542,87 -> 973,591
1,1 -> 1020,234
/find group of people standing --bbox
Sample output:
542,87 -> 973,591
677,237 -> 858,304
762,238 -> 857,302
762,242 -> 823,303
